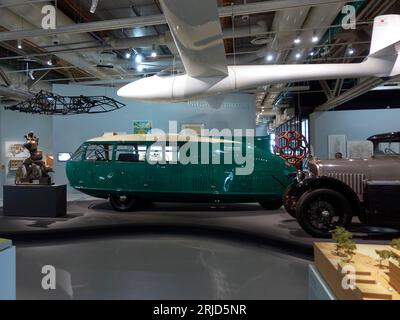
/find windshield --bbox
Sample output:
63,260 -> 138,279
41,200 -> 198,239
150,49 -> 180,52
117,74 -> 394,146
376,141 -> 400,155
70,144 -> 86,161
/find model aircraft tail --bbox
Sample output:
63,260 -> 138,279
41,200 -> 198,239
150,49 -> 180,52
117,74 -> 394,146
369,15 -> 400,77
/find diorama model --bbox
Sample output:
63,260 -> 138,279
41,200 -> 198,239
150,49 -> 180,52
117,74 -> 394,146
118,0 -> 400,102
66,134 -> 296,211
15,132 -> 53,185
314,228 -> 400,300
285,132 -> 400,238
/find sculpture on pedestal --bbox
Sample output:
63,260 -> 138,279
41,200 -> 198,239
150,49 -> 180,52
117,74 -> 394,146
15,132 -> 53,185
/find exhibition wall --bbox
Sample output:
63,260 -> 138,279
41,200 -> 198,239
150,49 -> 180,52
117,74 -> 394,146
310,108 -> 400,159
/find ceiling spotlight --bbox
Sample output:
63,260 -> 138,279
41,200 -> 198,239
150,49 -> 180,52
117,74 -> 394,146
137,64 -> 144,72
90,0 -> 99,14
47,59 -> 53,66
266,54 -> 274,62
312,31 -> 319,43
294,33 -> 301,45
295,52 -> 302,59
17,39 -> 22,49
125,52 -> 131,59
309,51 -> 315,56
151,51 -> 157,58
135,54 -> 144,63
348,48 -> 355,55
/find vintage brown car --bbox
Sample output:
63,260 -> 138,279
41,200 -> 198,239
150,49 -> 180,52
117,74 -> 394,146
284,132 -> 400,238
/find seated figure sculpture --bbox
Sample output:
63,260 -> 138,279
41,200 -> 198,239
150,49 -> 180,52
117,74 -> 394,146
15,132 -> 53,184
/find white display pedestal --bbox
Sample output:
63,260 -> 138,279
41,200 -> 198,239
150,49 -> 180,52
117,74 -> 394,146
308,264 -> 336,300
0,240 -> 16,300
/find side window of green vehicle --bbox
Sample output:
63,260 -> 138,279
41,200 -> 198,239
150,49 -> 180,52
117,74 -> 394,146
115,144 -> 147,162
148,145 -> 178,163
85,144 -> 114,162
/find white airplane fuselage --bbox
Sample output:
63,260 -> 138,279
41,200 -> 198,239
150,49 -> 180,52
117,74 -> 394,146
117,56 -> 393,102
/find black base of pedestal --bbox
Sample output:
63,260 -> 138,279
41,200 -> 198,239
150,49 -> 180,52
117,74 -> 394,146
3,185 -> 67,218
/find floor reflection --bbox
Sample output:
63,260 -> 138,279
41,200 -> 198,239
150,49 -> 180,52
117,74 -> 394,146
16,234 -> 310,300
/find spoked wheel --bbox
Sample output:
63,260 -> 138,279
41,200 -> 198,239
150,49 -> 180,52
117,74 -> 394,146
296,189 -> 352,238
109,194 -> 137,212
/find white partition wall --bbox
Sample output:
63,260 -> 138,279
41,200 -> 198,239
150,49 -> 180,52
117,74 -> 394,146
310,109 -> 400,159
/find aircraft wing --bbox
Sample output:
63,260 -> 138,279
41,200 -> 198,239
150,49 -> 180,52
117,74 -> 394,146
160,0 -> 228,78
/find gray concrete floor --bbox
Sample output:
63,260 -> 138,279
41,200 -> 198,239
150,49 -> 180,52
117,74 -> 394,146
16,234 -> 310,300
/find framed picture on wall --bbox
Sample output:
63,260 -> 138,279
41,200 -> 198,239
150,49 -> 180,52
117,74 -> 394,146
181,124 -> 205,135
5,142 -> 29,158
328,135 -> 347,159
133,121 -> 152,134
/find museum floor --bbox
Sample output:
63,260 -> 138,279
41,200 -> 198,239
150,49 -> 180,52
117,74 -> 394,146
15,234 -> 310,299
1,201 -> 400,299
1,201 -> 399,248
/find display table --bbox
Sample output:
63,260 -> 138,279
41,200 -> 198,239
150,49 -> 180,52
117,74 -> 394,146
308,264 -> 336,300
0,238 -> 16,300
3,184 -> 67,217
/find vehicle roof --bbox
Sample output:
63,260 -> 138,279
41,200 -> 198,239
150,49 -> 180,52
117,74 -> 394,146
87,133 -> 240,144
367,131 -> 400,142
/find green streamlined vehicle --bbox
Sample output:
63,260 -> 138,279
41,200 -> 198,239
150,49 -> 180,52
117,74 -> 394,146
66,134 -> 296,211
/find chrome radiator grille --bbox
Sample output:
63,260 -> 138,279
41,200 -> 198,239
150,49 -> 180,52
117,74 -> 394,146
326,173 -> 366,199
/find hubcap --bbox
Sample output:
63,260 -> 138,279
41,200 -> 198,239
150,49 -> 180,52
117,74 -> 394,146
321,210 -> 330,217
308,198 -> 343,231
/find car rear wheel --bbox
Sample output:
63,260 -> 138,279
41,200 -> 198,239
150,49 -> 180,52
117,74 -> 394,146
109,194 -> 137,212
296,188 -> 352,238
259,198 -> 283,210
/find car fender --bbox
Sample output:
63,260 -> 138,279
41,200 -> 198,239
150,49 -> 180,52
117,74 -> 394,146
289,176 -> 362,217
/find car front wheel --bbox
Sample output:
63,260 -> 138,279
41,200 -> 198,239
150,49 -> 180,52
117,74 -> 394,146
109,194 -> 137,212
296,188 -> 352,238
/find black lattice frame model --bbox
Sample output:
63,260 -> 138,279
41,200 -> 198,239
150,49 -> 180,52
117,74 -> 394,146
5,90 -> 126,115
